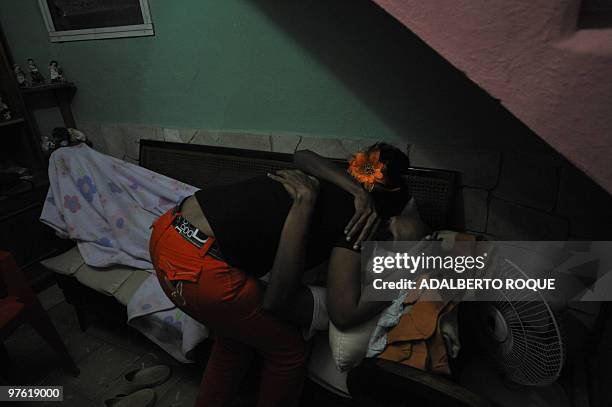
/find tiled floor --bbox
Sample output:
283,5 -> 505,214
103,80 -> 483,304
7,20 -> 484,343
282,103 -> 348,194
3,284 -> 206,406
3,284 -> 353,407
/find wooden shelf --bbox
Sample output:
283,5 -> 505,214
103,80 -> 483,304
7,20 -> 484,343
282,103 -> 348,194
20,82 -> 76,95
0,22 -> 64,287
20,82 -> 77,128
0,117 -> 25,128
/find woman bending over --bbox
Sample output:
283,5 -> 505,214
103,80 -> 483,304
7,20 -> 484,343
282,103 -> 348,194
149,143 -> 422,406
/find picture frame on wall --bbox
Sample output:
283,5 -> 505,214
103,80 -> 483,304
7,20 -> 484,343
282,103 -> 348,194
38,0 -> 154,42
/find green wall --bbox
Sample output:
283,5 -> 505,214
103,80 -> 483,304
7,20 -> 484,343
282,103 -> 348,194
0,0 -> 541,148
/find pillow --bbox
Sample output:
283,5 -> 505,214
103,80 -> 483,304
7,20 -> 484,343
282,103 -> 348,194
328,315 -> 379,371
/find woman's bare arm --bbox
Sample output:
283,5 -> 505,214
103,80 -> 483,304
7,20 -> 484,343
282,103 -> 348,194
326,247 -> 390,330
263,171 -> 317,316
294,149 -> 363,197
263,199 -> 315,313
294,149 -> 380,248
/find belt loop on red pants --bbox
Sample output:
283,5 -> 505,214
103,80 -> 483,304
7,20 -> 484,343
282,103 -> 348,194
197,237 -> 215,258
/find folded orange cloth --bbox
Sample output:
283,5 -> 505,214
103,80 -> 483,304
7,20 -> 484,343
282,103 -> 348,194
377,231 -> 477,374
378,299 -> 456,375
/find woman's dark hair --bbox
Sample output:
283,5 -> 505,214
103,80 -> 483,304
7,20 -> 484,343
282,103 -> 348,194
368,142 -> 410,188
367,142 -> 411,218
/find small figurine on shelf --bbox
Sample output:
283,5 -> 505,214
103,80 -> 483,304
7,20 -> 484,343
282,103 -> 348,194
14,64 -> 27,87
49,60 -> 65,83
41,135 -> 56,153
0,96 -> 12,121
27,58 -> 45,85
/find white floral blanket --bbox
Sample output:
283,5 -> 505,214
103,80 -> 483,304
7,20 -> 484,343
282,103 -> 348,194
40,144 -> 207,362
41,144 -> 196,268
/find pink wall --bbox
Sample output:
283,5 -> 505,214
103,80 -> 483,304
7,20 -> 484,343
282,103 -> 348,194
373,0 -> 612,194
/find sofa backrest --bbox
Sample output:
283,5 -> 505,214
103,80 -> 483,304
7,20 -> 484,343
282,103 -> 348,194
139,140 -> 457,230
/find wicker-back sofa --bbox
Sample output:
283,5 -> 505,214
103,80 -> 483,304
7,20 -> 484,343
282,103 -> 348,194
41,140 -> 476,405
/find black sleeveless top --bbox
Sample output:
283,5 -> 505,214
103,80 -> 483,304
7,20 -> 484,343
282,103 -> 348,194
195,176 -> 357,277
195,176 -> 410,277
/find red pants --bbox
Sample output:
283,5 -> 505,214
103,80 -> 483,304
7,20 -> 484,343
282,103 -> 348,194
150,208 -> 307,407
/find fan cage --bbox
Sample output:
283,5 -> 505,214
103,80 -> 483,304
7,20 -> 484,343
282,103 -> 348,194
479,258 -> 566,386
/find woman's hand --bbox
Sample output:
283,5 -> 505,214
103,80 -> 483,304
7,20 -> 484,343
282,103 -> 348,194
344,189 -> 381,249
268,169 -> 320,204
292,149 -> 380,248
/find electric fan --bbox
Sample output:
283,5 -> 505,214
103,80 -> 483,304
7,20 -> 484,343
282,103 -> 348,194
474,256 -> 565,387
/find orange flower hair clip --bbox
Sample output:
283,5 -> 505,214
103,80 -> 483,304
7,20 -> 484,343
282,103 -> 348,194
347,149 -> 385,191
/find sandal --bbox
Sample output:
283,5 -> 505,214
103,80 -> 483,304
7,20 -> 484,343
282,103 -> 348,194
112,365 -> 171,396
105,388 -> 156,407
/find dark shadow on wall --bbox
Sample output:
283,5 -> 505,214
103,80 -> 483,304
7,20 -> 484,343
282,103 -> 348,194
248,0 -> 552,152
